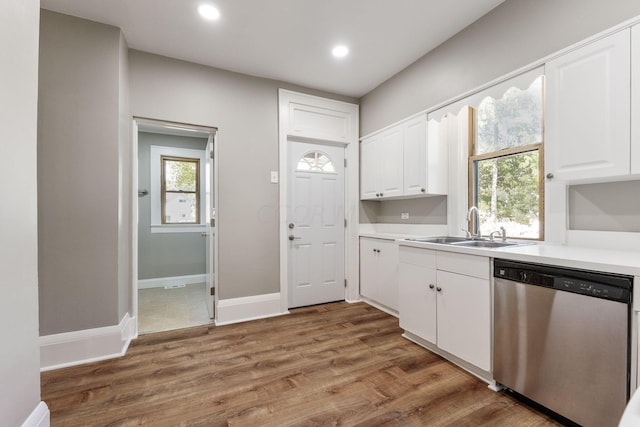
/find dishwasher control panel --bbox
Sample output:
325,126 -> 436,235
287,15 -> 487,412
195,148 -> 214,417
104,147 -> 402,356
554,277 -> 625,300
494,259 -> 632,304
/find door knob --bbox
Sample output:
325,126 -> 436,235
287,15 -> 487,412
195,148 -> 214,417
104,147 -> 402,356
546,173 -> 554,179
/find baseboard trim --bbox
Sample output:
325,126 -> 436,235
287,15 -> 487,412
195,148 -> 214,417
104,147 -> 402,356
360,297 -> 399,318
216,293 -> 287,326
138,274 -> 207,289
21,402 -> 49,427
40,313 -> 136,372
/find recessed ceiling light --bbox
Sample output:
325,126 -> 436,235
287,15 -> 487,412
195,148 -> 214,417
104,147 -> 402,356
332,45 -> 349,58
198,4 -> 220,20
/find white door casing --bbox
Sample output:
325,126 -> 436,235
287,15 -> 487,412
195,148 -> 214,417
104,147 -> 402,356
278,89 -> 359,312
205,134 -> 215,318
288,142 -> 345,308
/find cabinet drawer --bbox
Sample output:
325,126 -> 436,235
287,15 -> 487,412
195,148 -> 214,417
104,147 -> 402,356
436,251 -> 489,279
399,246 -> 436,268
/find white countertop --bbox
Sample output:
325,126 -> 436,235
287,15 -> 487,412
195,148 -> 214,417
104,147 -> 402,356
361,232 -> 640,277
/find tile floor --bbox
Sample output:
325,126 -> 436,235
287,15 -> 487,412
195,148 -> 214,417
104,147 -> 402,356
138,283 -> 213,334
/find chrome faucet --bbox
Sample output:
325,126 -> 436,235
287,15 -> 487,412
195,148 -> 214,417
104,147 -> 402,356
467,206 -> 481,238
490,226 -> 507,242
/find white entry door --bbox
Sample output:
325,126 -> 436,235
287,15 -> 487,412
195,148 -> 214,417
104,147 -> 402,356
288,141 -> 345,308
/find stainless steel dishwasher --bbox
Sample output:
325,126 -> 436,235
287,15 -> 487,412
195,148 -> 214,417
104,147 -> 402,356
493,259 -> 632,427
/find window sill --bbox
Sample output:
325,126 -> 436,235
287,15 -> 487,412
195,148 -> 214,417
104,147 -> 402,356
150,224 -> 207,234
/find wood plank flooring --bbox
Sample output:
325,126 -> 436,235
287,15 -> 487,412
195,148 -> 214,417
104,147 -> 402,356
41,302 -> 561,426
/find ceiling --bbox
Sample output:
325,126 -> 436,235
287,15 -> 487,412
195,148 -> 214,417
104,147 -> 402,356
41,0 -> 506,98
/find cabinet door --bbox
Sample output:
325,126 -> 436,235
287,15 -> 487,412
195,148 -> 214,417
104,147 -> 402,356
376,239 -> 399,311
436,271 -> 490,371
399,262 -> 437,343
632,25 -> 640,174
545,29 -> 631,181
379,126 -> 404,198
403,115 -> 427,196
360,135 -> 379,199
359,238 -> 379,301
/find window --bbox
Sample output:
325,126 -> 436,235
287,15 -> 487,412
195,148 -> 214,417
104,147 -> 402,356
161,156 -> 200,224
296,151 -> 335,173
149,145 -> 207,231
469,75 -> 544,239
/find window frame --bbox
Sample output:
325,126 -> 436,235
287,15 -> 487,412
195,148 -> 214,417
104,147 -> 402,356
160,155 -> 201,225
149,145 -> 207,233
467,92 -> 545,241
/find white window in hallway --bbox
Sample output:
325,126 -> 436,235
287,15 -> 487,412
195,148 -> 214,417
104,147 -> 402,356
161,156 -> 200,224
149,145 -> 207,232
469,75 -> 544,240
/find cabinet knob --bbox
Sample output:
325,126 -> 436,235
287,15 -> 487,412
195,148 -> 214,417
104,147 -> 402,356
436,287 -> 442,292
546,172 -> 554,179
421,188 -> 426,193
429,284 -> 435,289
376,193 -> 380,197
380,193 -> 384,197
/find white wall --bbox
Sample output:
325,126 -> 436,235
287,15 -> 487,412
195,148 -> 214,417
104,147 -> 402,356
0,0 -> 44,425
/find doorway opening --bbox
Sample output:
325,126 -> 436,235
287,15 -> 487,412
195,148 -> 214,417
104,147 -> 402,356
132,118 -> 218,334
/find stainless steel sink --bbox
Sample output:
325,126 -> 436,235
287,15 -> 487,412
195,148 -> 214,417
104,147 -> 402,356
405,236 -> 534,248
406,236 -> 470,244
450,240 -> 521,248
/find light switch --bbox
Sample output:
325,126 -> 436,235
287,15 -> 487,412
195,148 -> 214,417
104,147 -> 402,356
401,212 -> 409,220
270,171 -> 279,183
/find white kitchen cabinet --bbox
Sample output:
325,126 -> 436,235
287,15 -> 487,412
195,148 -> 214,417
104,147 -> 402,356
361,114 -> 447,200
403,114 -> 448,196
360,127 -> 403,200
545,29 -> 631,181
399,246 -> 490,371
359,237 -> 399,311
398,247 -> 437,342
360,133 -> 380,199
632,25 -> 640,175
435,270 -> 490,371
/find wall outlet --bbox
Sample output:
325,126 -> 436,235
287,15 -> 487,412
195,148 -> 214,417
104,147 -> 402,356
401,212 -> 409,220
270,171 -> 279,183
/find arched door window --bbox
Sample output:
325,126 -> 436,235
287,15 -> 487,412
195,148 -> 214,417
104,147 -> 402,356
296,151 -> 335,173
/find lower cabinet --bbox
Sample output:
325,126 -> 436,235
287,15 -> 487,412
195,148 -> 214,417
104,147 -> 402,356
359,237 -> 399,312
399,245 -> 491,372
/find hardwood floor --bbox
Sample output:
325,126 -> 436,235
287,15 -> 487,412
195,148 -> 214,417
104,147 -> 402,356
41,302 -> 561,426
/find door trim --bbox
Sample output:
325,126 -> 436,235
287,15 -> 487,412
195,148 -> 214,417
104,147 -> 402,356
278,90 -> 360,311
131,117 -> 219,329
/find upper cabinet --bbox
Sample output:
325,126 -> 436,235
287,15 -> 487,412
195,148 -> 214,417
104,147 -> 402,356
361,114 -> 447,200
545,29 -> 631,181
632,25 -> 640,175
361,126 -> 403,199
403,114 -> 448,196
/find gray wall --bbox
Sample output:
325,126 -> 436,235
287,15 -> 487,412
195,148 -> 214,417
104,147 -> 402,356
129,50 -> 356,300
38,10 -> 130,335
569,181 -> 640,232
360,0 -> 640,135
0,0 -> 42,424
360,197 -> 448,224
138,132 -> 208,279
